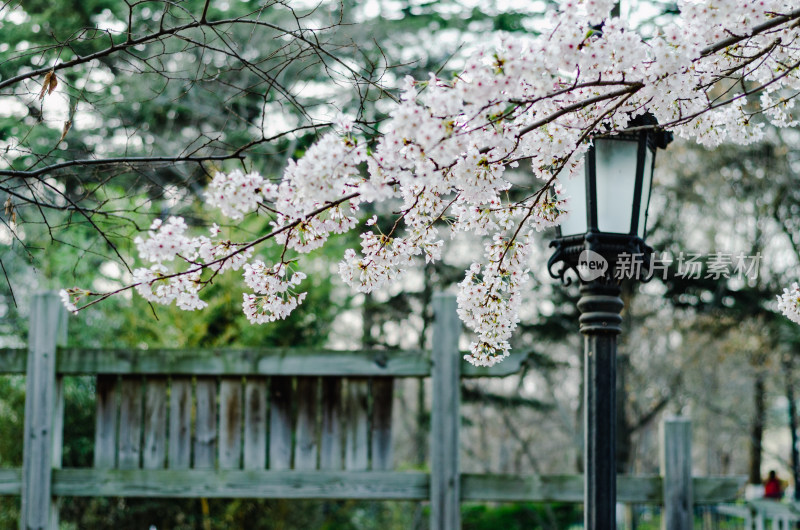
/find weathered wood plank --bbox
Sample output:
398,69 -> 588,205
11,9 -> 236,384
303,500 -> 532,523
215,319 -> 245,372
52,469 -> 429,499
0,347 -> 535,378
168,378 -> 192,469
219,378 -> 243,469
345,378 -> 369,471
50,375 -> 64,529
5,467 -> 745,504
118,377 -> 143,469
430,294 -> 461,530
94,375 -> 118,468
52,375 -> 64,469
143,377 -> 167,469
461,474 -> 660,503
460,474 -> 743,504
194,378 -> 217,469
661,417 -> 693,530
21,292 -> 64,530
693,475 -> 747,504
0,468 -> 21,495
294,377 -> 319,470
370,378 -> 393,471
243,378 -> 268,470
50,348 -> 430,376
0,348 -> 528,377
319,378 -> 343,470
268,377 -> 293,470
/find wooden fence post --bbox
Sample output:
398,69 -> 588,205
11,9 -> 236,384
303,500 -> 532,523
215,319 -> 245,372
430,294 -> 461,530
660,416 -> 693,530
21,292 -> 66,530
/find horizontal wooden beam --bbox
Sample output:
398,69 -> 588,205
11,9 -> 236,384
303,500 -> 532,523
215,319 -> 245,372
0,468 -> 21,495
460,474 -> 744,504
8,469 -> 743,504
1,348 -> 530,377
1,348 -> 431,376
694,475 -> 748,504
52,469 -> 429,499
461,474 -> 662,503
0,348 -> 26,374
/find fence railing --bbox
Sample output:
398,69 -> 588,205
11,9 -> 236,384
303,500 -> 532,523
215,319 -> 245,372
0,292 -> 745,529
713,500 -> 800,529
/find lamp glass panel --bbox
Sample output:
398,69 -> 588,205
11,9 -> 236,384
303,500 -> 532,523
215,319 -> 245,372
637,147 -> 654,238
595,138 -> 639,234
558,171 -> 587,236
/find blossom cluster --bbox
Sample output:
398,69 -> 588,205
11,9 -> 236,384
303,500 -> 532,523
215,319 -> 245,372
241,261 -> 307,323
457,233 -> 533,365
204,169 -> 273,220
778,283 -> 800,325
61,0 -> 800,362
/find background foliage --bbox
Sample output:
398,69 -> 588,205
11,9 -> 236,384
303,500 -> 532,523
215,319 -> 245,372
1,0 -> 800,528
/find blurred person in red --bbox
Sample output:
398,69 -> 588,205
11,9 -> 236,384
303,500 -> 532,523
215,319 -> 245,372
764,470 -> 783,500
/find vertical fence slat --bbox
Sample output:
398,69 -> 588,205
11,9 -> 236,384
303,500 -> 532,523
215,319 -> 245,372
49,373 -> 64,529
345,378 -> 369,471
21,292 -> 64,530
370,378 -> 394,470
294,377 -> 319,470
143,377 -> 167,469
168,378 -> 192,469
219,378 -> 243,469
320,378 -> 343,470
51,377 -> 64,469
94,375 -> 118,469
269,377 -> 293,469
118,377 -> 143,469
194,377 -> 217,469
661,416 -> 693,530
430,294 -> 461,530
244,378 -> 268,470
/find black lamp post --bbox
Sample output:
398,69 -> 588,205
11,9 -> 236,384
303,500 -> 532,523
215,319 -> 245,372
547,113 -> 671,529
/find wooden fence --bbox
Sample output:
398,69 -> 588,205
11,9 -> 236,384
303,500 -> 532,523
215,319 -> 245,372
715,500 -> 800,529
0,292 -> 745,529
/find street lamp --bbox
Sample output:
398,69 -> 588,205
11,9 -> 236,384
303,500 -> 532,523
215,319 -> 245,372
547,113 -> 672,529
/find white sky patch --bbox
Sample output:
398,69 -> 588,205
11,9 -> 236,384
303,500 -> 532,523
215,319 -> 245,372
0,225 -> 14,245
0,6 -> 30,24
74,101 -> 102,131
74,65 -> 115,92
92,9 -> 126,33
92,277 -> 122,294
293,79 -> 347,101
111,130 -> 143,150
162,185 -> 189,209
0,145 -> 22,168
100,261 -> 122,279
257,101 -> 301,139
40,87 -> 70,128
327,307 -> 363,349
0,97 -> 28,118
360,0 -> 380,20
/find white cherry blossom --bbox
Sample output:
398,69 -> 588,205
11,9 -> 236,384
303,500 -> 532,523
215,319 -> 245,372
778,283 -> 800,325
61,0 -> 800,359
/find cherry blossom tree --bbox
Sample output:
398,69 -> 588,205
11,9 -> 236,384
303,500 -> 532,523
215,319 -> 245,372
58,0 -> 800,365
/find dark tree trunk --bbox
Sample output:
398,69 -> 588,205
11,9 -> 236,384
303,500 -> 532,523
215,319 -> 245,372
784,354 -> 800,500
415,379 -> 426,466
415,263 -> 434,468
749,371 -> 766,484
